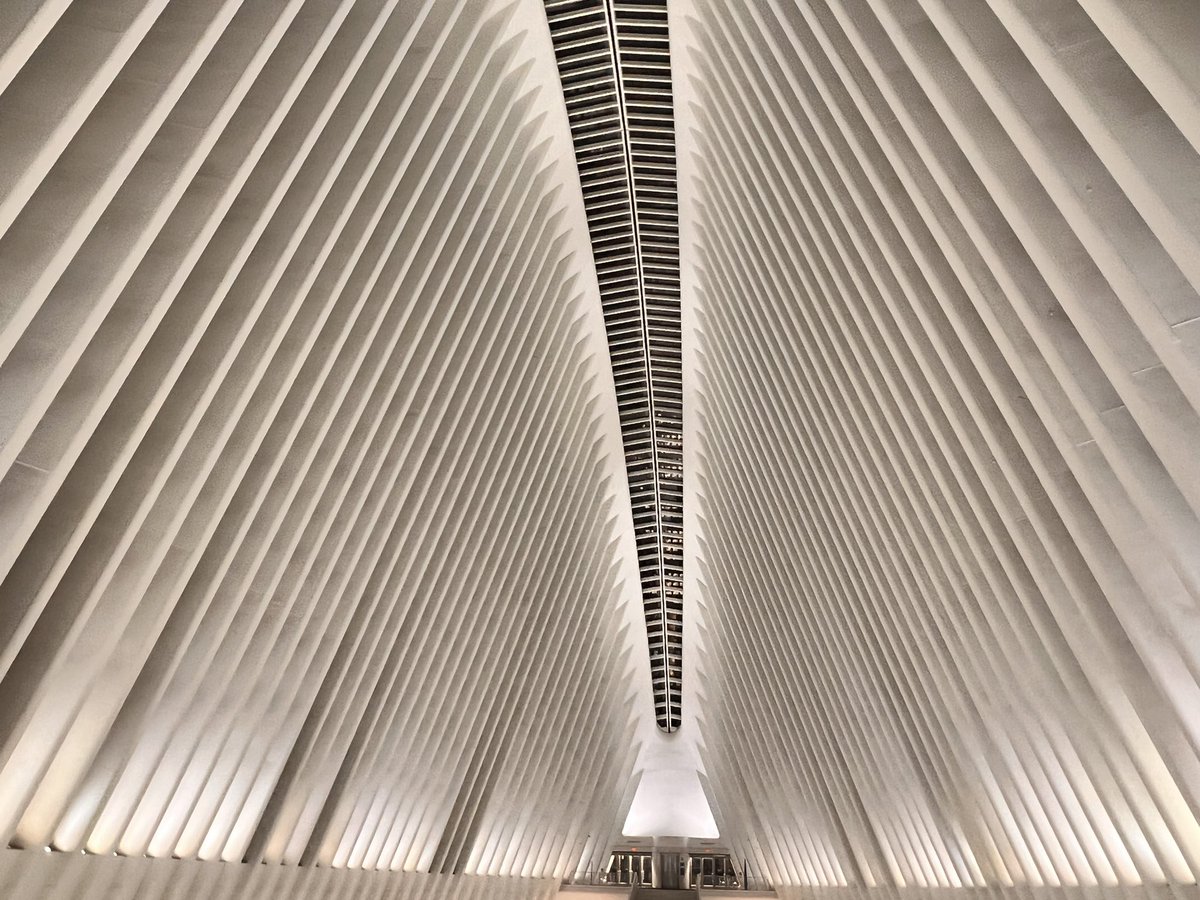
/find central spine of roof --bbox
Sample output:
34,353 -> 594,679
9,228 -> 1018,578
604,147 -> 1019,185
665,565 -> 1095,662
543,0 -> 683,732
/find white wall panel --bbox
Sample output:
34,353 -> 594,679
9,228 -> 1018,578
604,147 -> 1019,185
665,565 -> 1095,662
0,848 -> 559,900
678,0 -> 1200,891
0,0 -> 648,890
5,0 -> 1200,896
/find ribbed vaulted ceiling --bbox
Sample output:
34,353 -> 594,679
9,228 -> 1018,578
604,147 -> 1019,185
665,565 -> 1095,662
1,0 -> 1200,898
682,0 -> 1200,893
0,1 -> 646,896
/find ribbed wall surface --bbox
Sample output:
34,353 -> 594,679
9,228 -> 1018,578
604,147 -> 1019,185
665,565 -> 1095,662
0,0 -> 642,888
681,0 -> 1200,891
0,849 -> 559,900
776,889 -> 1200,900
6,0 -> 1200,896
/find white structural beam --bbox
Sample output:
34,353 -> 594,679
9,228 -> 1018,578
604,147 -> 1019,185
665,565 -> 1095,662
0,0 -> 652,894
5,0 -> 1200,897
0,848 -> 559,900
677,0 -> 1200,892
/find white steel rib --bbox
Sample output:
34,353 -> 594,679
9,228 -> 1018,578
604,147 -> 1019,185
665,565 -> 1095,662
678,0 -> 1200,891
0,1 -> 649,895
0,0 -> 1199,897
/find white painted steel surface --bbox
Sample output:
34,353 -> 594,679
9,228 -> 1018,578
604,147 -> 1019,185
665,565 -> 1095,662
0,0 -> 651,892
677,0 -> 1200,891
2,0 -> 1200,897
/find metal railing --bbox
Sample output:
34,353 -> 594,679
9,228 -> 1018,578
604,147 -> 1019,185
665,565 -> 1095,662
565,860 -> 773,892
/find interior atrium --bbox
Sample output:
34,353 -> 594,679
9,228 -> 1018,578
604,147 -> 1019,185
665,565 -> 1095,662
0,0 -> 1198,897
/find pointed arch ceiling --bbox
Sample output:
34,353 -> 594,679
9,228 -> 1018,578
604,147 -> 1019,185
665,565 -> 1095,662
1,0 -> 1200,898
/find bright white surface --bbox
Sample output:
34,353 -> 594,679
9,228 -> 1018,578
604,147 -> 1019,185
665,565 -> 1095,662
0,848 -> 558,900
622,766 -> 719,839
2,0 -> 1200,895
0,0 -> 644,880
676,0 -> 1200,889
622,733 -> 718,839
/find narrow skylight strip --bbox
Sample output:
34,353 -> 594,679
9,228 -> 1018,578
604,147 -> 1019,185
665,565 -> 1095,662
542,0 -> 683,732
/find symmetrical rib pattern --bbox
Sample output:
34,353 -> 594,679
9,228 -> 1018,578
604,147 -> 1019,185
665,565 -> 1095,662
681,0 -> 1200,891
8,0 -> 1200,895
542,0 -> 684,732
0,0 -> 640,888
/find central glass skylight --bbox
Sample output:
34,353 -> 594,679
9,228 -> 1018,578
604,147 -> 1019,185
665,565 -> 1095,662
542,0 -> 683,732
